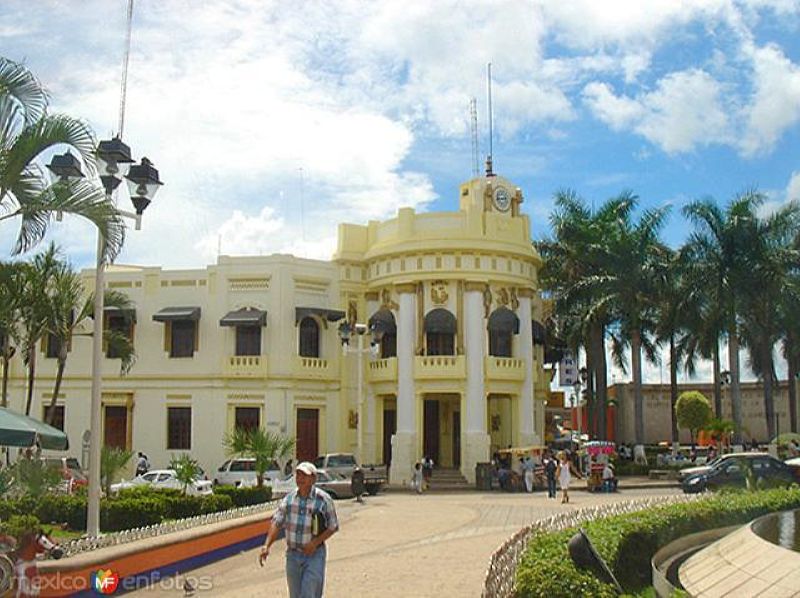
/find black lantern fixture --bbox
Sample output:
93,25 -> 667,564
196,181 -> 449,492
47,151 -> 84,180
125,157 -> 163,214
338,321 -> 353,345
96,137 -> 134,194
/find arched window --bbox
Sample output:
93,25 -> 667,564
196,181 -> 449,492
299,317 -> 320,357
368,309 -> 397,358
424,308 -> 456,355
487,307 -> 519,357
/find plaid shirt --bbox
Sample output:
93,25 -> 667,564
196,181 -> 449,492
272,485 -> 339,551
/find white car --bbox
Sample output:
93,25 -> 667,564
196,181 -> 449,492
213,458 -> 282,487
110,469 -> 213,496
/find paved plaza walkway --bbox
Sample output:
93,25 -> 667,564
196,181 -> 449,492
130,486 -> 680,597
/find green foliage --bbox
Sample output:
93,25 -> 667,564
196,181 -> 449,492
224,427 -> 294,485
213,485 -> 272,507
13,456 -> 62,498
101,445 -> 132,496
703,418 -> 736,445
169,453 -> 202,494
675,391 -> 712,441
515,487 -> 800,596
0,514 -> 42,544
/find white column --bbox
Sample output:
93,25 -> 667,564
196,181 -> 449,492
390,286 -> 417,484
364,296 -> 379,463
517,295 -> 538,446
462,285 -> 490,482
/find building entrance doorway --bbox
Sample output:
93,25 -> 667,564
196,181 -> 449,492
382,406 -> 396,467
422,394 -> 461,468
104,405 -> 128,449
296,408 -> 319,462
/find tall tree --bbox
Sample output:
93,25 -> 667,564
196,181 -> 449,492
778,273 -> 800,432
0,56 -> 124,260
0,262 -> 23,408
683,191 -> 776,443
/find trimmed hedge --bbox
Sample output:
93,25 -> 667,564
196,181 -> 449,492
515,487 -> 800,597
213,485 -> 272,507
0,488 -> 236,532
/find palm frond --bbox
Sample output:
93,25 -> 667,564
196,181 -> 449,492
0,57 -> 48,127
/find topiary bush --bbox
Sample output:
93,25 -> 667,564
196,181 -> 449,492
213,485 -> 272,507
515,487 -> 800,596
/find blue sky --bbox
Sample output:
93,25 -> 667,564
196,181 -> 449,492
1,1 -> 799,383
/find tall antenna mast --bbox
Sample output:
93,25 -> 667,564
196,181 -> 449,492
117,0 -> 135,138
469,98 -> 479,177
486,62 -> 494,176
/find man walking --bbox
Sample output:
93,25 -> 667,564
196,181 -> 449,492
260,462 -> 339,597
544,451 -> 557,499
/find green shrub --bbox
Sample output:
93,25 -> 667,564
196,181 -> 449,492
100,497 -> 163,532
199,494 -> 234,514
0,514 -> 42,544
213,485 -> 272,507
36,494 -> 87,530
515,487 -> 800,597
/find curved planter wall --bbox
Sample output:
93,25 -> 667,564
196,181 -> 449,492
680,515 -> 800,597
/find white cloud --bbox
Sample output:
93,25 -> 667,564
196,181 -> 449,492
583,69 -> 732,154
739,44 -> 800,156
787,171 -> 800,202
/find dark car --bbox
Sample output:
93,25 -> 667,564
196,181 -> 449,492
682,453 -> 795,494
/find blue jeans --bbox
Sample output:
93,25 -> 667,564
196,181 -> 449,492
286,545 -> 327,598
547,475 -> 557,498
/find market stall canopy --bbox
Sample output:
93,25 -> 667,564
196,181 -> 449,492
0,407 -> 68,450
497,445 -> 546,455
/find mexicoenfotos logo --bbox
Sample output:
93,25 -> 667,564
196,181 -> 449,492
91,569 -> 120,595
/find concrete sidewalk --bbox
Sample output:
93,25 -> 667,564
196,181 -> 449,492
129,486 -> 680,597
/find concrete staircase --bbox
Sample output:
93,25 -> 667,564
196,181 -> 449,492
425,467 -> 472,491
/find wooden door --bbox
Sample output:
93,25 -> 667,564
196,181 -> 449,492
452,410 -> 461,468
104,405 -> 128,449
296,408 -> 319,462
423,400 -> 440,463
382,408 -> 396,466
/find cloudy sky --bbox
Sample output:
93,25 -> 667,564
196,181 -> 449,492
2,1 -> 799,383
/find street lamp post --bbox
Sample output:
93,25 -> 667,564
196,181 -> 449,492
573,379 -> 582,440
339,322 -> 383,463
84,138 -> 162,537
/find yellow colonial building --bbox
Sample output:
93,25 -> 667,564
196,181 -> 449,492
3,171 -> 548,484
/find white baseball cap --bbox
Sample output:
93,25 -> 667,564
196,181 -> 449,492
295,461 -> 318,476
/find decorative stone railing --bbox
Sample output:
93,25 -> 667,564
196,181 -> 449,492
481,495 -> 698,598
368,357 -> 397,382
294,356 -> 334,379
414,355 -> 466,380
484,357 -> 525,382
222,355 -> 268,378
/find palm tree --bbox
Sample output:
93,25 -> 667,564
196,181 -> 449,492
223,427 -> 295,487
597,196 -> 670,445
101,445 -> 132,496
737,199 -> 799,439
683,191 -> 771,443
0,262 -> 23,408
16,244 -> 60,415
778,273 -> 800,432
43,259 -> 136,425
0,56 -> 124,261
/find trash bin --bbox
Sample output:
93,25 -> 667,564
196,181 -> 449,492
475,462 -> 493,490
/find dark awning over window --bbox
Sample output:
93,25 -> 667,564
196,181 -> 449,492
424,308 -> 456,334
295,307 -> 346,324
487,307 -> 520,334
220,307 -> 267,327
152,307 -> 201,322
532,320 -> 546,345
368,309 -> 397,334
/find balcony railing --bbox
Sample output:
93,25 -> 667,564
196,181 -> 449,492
368,357 -> 397,383
294,356 -> 334,379
485,356 -> 525,382
222,355 -> 268,378
414,355 -> 466,380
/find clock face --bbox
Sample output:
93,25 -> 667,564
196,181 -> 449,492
494,187 -> 511,211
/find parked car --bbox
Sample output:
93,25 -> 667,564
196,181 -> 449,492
312,453 -> 387,495
677,453 -> 746,481
110,469 -> 213,496
682,453 -> 795,494
213,458 -> 282,487
272,469 -> 354,499
43,456 -> 87,492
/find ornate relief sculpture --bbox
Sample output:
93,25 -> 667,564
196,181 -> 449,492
380,288 -> 398,311
483,284 -> 492,319
431,280 -> 449,305
510,287 -> 519,311
497,287 -> 509,307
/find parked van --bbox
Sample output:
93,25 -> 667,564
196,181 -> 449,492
213,458 -> 281,487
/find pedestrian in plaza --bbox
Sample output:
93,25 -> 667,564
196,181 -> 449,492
259,462 -> 339,598
412,462 -> 424,494
135,452 -> 148,477
422,455 -> 434,489
557,451 -> 581,504
521,456 -> 534,493
544,452 -> 558,499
